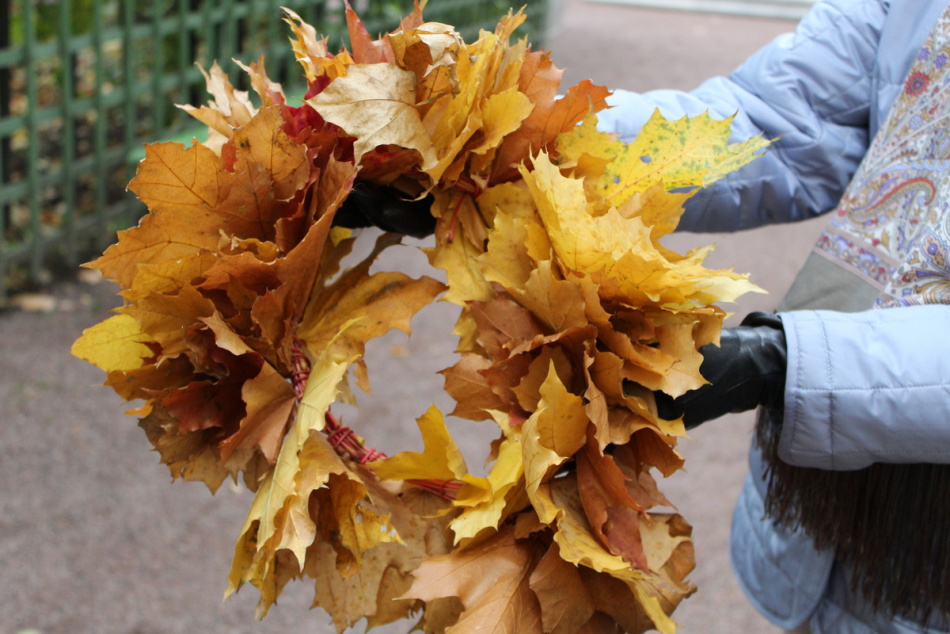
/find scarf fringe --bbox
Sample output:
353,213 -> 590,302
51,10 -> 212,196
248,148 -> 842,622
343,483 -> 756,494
756,411 -> 950,623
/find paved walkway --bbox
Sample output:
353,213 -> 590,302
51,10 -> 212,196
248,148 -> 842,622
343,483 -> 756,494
0,3 -> 825,632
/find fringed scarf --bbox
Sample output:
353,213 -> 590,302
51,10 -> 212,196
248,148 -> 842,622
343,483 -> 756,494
758,411 -> 950,623
761,4 -> 950,623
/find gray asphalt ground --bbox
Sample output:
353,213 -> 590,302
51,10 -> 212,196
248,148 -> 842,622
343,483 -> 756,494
1,2 -> 829,633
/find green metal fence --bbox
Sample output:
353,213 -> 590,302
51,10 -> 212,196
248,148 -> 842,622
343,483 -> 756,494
0,0 -> 550,301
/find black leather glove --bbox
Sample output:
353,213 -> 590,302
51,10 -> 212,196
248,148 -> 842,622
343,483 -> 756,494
654,312 -> 787,429
333,182 -> 436,238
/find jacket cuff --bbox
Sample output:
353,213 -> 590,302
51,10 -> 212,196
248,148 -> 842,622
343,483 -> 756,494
778,305 -> 950,470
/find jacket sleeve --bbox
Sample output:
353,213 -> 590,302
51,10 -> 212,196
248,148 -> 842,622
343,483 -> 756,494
596,0 -> 888,232
777,305 -> 950,470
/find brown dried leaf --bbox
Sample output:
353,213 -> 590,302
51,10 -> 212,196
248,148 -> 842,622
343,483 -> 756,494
440,353 -> 508,421
528,543 -> 596,634
403,526 -> 544,634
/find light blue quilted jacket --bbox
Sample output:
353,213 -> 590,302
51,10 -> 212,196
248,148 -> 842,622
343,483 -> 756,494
598,1 -> 950,631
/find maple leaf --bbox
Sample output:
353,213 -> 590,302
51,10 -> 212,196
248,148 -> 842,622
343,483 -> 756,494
511,345 -> 572,413
388,19 -> 462,109
344,0 -> 396,64
559,110 -> 770,207
490,51 -> 609,184
92,142 -> 231,289
138,402 -> 271,493
439,352 -> 508,420
309,63 -> 438,169
576,434 -> 649,571
402,525 -> 545,634
307,478 -> 457,633
370,404 -> 483,485
521,367 -> 587,526
234,56 -> 286,110
515,260 -> 588,333
120,284 -> 216,359
448,435 -> 526,545
71,314 -> 154,372
528,543 -> 596,634
423,216 -> 493,306
371,406 -> 527,546
226,346 -> 400,617
477,183 -> 539,288
200,310 -> 296,463
548,474 -> 689,634
178,61 -> 257,142
228,106 -> 311,203
468,293 -> 545,360
418,10 -> 542,187
282,8 -> 333,83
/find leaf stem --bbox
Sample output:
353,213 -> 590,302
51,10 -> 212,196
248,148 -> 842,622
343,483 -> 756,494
446,193 -> 466,244
445,175 -> 484,244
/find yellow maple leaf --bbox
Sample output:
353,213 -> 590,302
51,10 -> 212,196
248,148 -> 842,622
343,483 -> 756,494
423,220 -> 493,306
548,475 -> 685,634
522,363 -> 587,525
466,87 -> 535,168
121,284 -> 215,359
476,182 -> 538,289
121,251 -> 218,303
94,142 -> 231,288
548,475 -> 640,577
449,436 -> 525,544
282,8 -> 334,81
514,260 -> 588,334
420,11 -> 529,186
71,314 -> 155,372
532,362 -> 589,458
559,109 -> 770,207
371,405 -> 477,484
524,149 -> 763,314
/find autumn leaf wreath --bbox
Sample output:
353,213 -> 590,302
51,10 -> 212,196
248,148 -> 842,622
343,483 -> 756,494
72,4 -> 767,633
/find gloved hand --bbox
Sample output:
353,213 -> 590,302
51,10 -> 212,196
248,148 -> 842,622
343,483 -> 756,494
654,312 -> 787,429
333,182 -> 436,238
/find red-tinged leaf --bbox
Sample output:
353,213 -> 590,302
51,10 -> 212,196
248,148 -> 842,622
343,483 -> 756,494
219,361 -> 296,463
161,379 -> 245,434
575,434 -> 648,571
490,50 -> 609,184
344,0 -> 395,64
612,444 -> 674,511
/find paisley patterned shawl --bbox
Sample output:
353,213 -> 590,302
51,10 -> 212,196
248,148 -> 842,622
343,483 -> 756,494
814,16 -> 950,307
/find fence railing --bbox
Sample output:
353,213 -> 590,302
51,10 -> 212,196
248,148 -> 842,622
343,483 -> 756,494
0,0 -> 550,301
